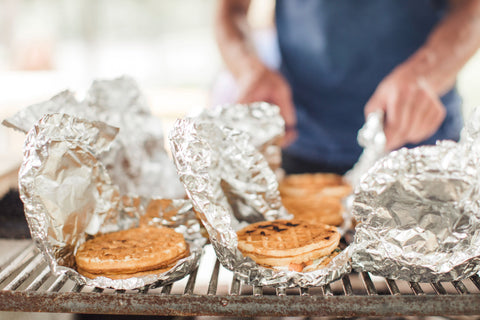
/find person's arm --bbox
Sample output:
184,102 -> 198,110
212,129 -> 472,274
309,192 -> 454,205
215,0 -> 297,146
365,0 -> 480,150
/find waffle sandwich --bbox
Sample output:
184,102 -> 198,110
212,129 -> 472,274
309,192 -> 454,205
279,173 -> 351,199
279,173 -> 352,226
75,226 -> 189,279
237,219 -> 341,272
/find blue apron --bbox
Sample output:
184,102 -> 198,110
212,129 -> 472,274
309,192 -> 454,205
276,0 -> 463,171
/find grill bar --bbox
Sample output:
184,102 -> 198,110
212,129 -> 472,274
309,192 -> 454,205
322,284 -> 333,296
25,266 -> 50,292
2,292 -> 480,316
2,254 -> 44,291
0,244 -> 36,285
161,284 -> 172,294
409,282 -> 424,295
47,274 -> 68,292
430,282 -> 447,295
360,272 -> 377,295
341,275 -> 353,295
452,280 -> 468,294
385,279 -> 400,295
2,243 -> 480,317
71,283 -> 84,292
207,259 -> 220,295
470,275 -> 480,291
184,266 -> 198,295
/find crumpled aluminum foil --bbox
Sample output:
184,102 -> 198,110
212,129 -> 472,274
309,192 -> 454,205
198,102 -> 284,173
344,110 -> 386,188
19,113 -> 204,290
351,107 -> 480,282
3,76 -> 184,199
169,117 -> 351,288
335,111 -> 386,238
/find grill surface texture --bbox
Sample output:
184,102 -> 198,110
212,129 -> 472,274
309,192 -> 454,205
1,240 -> 480,317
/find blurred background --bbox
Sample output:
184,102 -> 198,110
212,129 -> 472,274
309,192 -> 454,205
1,0 -> 479,176
0,0 -> 478,170
0,0 -> 278,177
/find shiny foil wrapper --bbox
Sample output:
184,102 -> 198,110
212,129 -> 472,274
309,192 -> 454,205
169,117 -> 351,288
344,110 -> 386,188
3,76 -> 184,199
18,113 -> 204,290
198,102 -> 284,173
352,108 -> 480,282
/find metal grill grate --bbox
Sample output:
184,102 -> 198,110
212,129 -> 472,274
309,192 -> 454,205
1,242 -> 480,317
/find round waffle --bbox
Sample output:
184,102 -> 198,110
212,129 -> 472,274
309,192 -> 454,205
282,195 -> 344,226
279,173 -> 351,198
237,219 -> 340,258
279,173 -> 351,227
75,226 -> 188,277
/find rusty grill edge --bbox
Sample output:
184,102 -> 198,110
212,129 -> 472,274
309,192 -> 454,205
1,243 -> 480,316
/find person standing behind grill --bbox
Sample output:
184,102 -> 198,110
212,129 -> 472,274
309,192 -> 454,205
215,0 -> 480,175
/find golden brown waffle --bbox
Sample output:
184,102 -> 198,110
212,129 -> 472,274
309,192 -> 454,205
75,226 -> 188,277
278,173 -> 351,227
282,195 -> 344,226
237,219 -> 341,270
279,173 -> 352,199
237,219 -> 340,257
241,243 -> 339,267
282,173 -> 343,187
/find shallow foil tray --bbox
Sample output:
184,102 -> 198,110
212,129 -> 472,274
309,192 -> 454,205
1,242 -> 480,317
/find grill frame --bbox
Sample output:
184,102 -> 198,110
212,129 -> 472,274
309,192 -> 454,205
1,241 -> 480,317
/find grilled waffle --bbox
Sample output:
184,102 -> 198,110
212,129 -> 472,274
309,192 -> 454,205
279,173 -> 351,227
282,195 -> 344,226
237,219 -> 340,270
279,173 -> 351,199
75,226 -> 188,279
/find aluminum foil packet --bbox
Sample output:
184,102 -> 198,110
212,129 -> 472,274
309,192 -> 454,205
19,113 -> 204,290
3,76 -> 184,198
351,107 -> 480,282
198,102 -> 284,174
169,117 -> 351,288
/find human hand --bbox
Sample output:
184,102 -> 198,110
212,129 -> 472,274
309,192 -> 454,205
364,66 -> 446,151
237,65 -> 297,147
